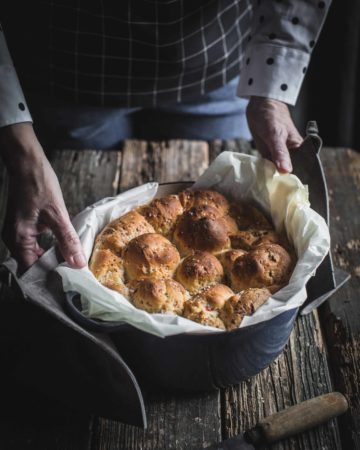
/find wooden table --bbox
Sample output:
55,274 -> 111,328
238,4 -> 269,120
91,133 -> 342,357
0,140 -> 359,450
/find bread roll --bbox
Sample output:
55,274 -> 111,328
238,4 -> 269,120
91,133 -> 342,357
220,288 -> 271,330
230,243 -> 293,291
130,278 -> 187,314
139,194 -> 183,236
90,187 -> 296,330
217,249 -> 247,277
175,251 -> 224,293
94,210 -> 155,256
229,203 -> 273,231
123,233 -> 180,280
230,229 -> 284,251
89,248 -> 128,296
183,284 -> 234,329
179,189 -> 230,214
173,205 -> 231,255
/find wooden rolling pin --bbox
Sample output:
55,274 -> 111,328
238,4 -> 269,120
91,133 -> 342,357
205,392 -> 348,449
245,392 -> 349,446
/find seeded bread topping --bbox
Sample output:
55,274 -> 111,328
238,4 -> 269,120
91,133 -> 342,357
90,189 -> 295,330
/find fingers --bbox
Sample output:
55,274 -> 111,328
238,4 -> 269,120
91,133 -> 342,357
2,221 -> 45,271
253,125 -> 293,173
246,97 -> 304,174
41,207 -> 86,268
249,129 -> 272,160
268,131 -> 293,173
4,210 -> 85,270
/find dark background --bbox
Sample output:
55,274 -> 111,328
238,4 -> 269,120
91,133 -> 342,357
293,0 -> 360,151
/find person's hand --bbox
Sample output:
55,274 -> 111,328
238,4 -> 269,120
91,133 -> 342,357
0,123 -> 86,271
246,96 -> 303,173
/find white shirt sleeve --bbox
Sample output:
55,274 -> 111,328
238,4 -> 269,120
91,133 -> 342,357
237,0 -> 332,106
0,24 -> 32,128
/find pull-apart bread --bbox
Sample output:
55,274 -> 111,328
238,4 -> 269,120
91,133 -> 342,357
90,189 -> 295,331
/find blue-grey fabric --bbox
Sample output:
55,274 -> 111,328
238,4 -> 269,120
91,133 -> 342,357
32,77 -> 251,149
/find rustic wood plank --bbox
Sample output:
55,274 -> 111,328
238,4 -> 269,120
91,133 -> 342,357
222,312 -> 340,450
49,149 -> 122,217
208,138 -> 255,160
92,392 -> 221,450
91,139 -> 222,450
215,140 -> 341,450
118,139 -> 209,190
320,147 -> 360,450
0,150 -> 122,450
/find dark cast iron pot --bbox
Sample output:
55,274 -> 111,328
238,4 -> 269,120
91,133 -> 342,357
65,290 -> 298,391
65,125 -> 346,394
65,181 -> 299,392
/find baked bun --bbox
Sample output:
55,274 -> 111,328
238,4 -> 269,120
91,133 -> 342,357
223,214 -> 239,235
123,233 -> 180,280
90,188 -> 296,330
230,229 -> 284,251
175,251 -> 224,293
183,284 -> 234,329
89,249 -> 128,296
230,243 -> 292,291
94,210 -> 155,256
218,249 -> 247,277
220,288 -> 271,330
229,203 -> 272,230
179,189 -> 230,214
173,205 -> 231,255
130,278 -> 187,314
138,195 -> 183,236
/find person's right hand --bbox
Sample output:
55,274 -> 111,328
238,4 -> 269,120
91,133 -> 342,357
0,123 -> 86,271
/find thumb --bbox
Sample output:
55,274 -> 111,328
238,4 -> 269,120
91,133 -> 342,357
46,212 -> 86,268
268,131 -> 293,173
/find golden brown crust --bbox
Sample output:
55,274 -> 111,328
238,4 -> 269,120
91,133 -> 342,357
123,233 -> 180,280
230,229 -> 284,251
194,283 -> 234,309
230,243 -> 293,291
90,188 -> 296,330
173,205 -> 231,255
229,203 -> 273,231
179,189 -> 230,214
89,249 -> 128,296
183,284 -> 234,329
175,251 -> 224,293
94,210 -> 155,256
223,214 -> 239,235
217,249 -> 247,277
130,278 -> 187,314
183,299 -> 226,329
220,288 -> 271,330
138,195 -> 184,236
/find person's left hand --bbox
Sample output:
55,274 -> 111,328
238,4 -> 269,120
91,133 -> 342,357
246,96 -> 303,173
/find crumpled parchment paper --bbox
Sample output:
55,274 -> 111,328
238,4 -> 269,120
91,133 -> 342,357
56,151 -> 330,337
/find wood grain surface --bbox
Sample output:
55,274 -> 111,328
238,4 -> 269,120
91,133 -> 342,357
320,148 -> 360,450
0,142 -> 358,450
90,140 -> 221,450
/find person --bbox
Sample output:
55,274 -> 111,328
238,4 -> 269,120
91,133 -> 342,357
0,1 -> 330,272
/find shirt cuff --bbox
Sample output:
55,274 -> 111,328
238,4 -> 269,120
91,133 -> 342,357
0,64 -> 33,128
237,44 -> 310,106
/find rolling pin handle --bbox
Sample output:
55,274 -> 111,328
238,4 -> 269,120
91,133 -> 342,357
245,393 -> 348,446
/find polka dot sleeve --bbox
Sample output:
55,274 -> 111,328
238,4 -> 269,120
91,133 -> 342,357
0,25 -> 32,128
237,0 -> 332,106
